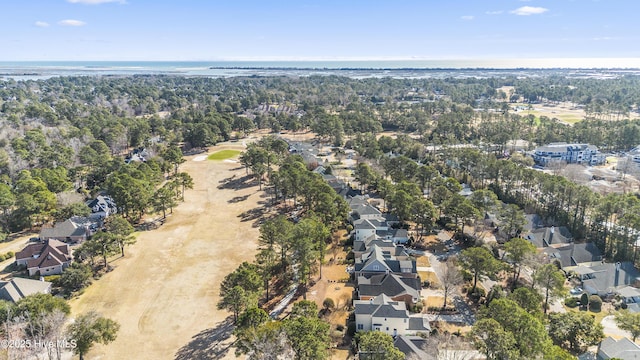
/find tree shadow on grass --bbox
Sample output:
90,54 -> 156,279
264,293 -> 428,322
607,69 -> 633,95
228,194 -> 250,203
175,316 -> 235,360
217,174 -> 256,191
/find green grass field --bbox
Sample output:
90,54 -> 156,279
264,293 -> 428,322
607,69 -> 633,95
207,150 -> 241,160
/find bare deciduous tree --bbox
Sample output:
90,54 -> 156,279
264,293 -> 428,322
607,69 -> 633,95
439,257 -> 462,310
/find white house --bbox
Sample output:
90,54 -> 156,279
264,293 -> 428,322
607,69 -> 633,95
354,294 -> 430,336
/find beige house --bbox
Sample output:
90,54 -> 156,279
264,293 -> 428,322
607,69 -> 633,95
39,216 -> 98,243
15,240 -> 72,276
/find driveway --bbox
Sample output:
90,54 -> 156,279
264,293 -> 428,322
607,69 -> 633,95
601,315 -> 632,338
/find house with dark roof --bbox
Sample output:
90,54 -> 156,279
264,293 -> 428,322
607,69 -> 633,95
597,336 -> 640,359
576,262 -> 640,296
0,278 -> 52,302
526,226 -> 573,248
354,244 -> 416,278
86,194 -> 117,219
39,216 -> 100,243
392,335 -> 434,360
357,273 -> 421,305
543,242 -> 603,269
15,240 -> 72,276
352,236 -> 398,260
354,294 -> 430,337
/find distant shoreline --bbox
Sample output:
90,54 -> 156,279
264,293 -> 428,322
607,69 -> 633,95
208,66 -> 640,71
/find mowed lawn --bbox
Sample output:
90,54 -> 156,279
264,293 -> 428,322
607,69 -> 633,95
207,149 -> 241,160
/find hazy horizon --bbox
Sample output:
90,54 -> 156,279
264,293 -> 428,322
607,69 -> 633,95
2,0 -> 640,62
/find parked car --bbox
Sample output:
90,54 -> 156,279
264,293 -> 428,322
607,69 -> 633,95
569,286 -> 583,295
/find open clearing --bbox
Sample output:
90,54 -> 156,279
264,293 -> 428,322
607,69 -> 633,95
207,149 -> 241,161
512,102 -> 585,124
70,142 -> 263,360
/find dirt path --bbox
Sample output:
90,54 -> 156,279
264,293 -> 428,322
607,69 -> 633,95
70,143 -> 264,360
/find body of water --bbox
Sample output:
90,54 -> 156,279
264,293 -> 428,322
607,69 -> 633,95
1,59 -> 639,80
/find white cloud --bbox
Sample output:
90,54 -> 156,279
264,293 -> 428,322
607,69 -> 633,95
485,10 -> 503,15
461,15 -> 474,20
58,19 -> 87,26
34,21 -> 50,27
510,6 -> 549,16
67,0 -> 125,4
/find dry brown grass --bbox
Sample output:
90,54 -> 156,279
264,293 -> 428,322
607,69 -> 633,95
70,141 -> 266,360
425,295 -> 449,309
416,255 -> 431,267
419,271 -> 441,288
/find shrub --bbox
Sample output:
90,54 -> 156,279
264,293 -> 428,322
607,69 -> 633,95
461,270 -> 473,282
347,321 -> 356,337
411,301 -> 424,313
468,287 -> 486,303
323,298 -> 335,311
43,274 -> 61,284
580,293 -> 589,306
0,251 -> 14,261
564,297 -> 579,308
589,295 -> 603,312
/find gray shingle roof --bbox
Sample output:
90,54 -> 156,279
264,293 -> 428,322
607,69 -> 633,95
598,336 -> 640,359
408,317 -> 431,332
357,273 -> 421,300
544,242 -> 602,268
0,278 -> 51,303
393,336 -> 434,360
582,262 -> 640,295
526,226 -> 573,248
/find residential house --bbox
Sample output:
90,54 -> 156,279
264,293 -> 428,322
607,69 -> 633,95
0,277 -> 52,302
86,194 -> 117,219
350,203 -> 383,221
125,147 -> 149,164
616,286 -> 640,313
354,294 -> 430,336
357,273 -> 422,305
392,336 -> 433,360
526,226 -> 573,248
524,213 -> 544,233
39,216 -> 100,243
15,239 -> 72,277
354,244 -> 417,278
576,262 -> 640,296
389,228 -> 409,244
458,183 -> 473,197
353,218 -> 388,242
597,336 -> 640,359
533,143 -> 605,166
352,236 -> 398,260
543,242 -> 603,270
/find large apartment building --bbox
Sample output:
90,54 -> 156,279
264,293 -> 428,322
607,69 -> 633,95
533,143 -> 605,166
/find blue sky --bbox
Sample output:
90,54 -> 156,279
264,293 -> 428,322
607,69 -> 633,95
0,0 -> 639,61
